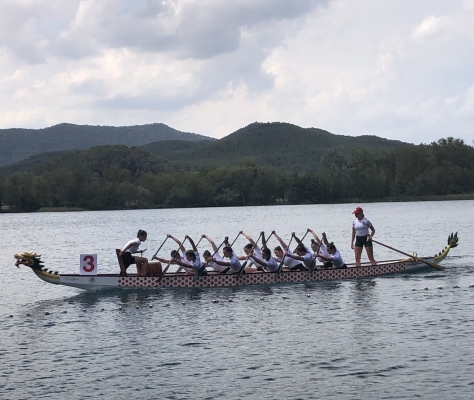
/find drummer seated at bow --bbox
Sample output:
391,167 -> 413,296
283,232 -> 314,270
153,234 -> 192,274
212,245 -> 243,274
247,232 -> 279,273
272,231 -> 308,271
307,229 -> 332,269
119,229 -> 149,276
202,234 -> 230,274
170,235 -> 208,276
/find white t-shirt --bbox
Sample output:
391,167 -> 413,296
317,244 -> 331,263
353,217 -> 372,236
179,250 -> 193,272
229,253 -> 242,273
275,248 -> 301,269
190,251 -> 202,271
330,250 -> 345,268
247,246 -> 264,268
207,253 -> 228,272
122,238 -> 141,253
303,252 -> 315,268
265,256 -> 279,272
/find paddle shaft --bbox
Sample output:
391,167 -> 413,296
276,234 -> 295,274
371,239 -> 444,271
238,233 -> 263,276
195,238 -> 226,277
160,237 -> 188,280
153,237 -> 168,257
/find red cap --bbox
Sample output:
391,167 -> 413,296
352,207 -> 363,214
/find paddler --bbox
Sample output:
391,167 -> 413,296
238,231 -> 265,269
283,232 -> 314,270
211,245 -> 243,274
170,235 -> 207,275
202,234 -> 230,273
317,237 -> 348,269
272,231 -> 307,271
247,232 -> 279,272
307,229 -> 332,269
152,234 -> 192,273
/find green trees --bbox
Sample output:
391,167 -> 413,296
1,138 -> 473,212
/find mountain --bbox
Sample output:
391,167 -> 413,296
0,123 -> 214,167
141,122 -> 409,171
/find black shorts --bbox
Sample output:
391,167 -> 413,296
322,261 -> 333,269
122,252 -> 135,265
290,263 -> 308,271
355,235 -> 373,248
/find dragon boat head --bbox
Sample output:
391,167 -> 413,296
14,252 -> 60,284
14,252 -> 44,269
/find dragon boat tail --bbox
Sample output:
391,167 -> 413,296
13,232 -> 459,290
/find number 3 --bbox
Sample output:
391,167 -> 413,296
83,255 -> 95,272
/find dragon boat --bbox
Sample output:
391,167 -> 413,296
13,233 -> 458,290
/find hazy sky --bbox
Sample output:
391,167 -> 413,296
1,0 -> 473,144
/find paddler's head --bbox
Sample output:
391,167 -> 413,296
243,243 -> 253,255
203,250 -> 212,261
262,248 -> 271,261
274,246 -> 284,259
311,239 -> 320,252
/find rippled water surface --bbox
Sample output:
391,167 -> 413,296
1,201 -> 474,399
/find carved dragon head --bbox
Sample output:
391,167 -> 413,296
14,252 -> 44,270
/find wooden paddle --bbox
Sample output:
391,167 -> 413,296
194,236 -> 226,280
275,233 -> 296,275
371,239 -> 444,271
158,236 -> 188,282
237,232 -> 263,278
153,237 -> 168,258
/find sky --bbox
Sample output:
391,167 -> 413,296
0,0 -> 473,144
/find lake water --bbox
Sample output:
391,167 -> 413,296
1,201 -> 474,399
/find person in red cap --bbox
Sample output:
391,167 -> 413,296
351,207 -> 376,267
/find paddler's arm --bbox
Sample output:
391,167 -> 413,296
240,231 -> 256,247
212,258 -> 230,267
272,231 -> 288,251
284,252 -> 304,262
186,235 -> 198,251
152,256 -> 170,263
321,232 -> 329,246
168,234 -> 186,252
351,227 -> 356,250
202,234 -> 218,252
307,228 -> 322,245
261,232 -> 268,250
249,255 -> 267,267
171,258 -> 190,268
292,232 -> 304,246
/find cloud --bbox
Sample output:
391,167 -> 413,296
0,0 -> 473,146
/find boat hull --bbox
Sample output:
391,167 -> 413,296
55,259 -> 430,290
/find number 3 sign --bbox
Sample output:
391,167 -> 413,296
80,254 -> 98,275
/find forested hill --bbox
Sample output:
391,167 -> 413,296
142,122 -> 408,171
0,123 -> 214,167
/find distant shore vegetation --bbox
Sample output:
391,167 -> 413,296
0,137 -> 473,213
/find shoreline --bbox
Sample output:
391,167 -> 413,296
1,193 -> 473,213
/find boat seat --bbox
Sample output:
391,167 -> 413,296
116,249 -> 131,276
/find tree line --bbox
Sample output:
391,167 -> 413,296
1,138 -> 473,212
